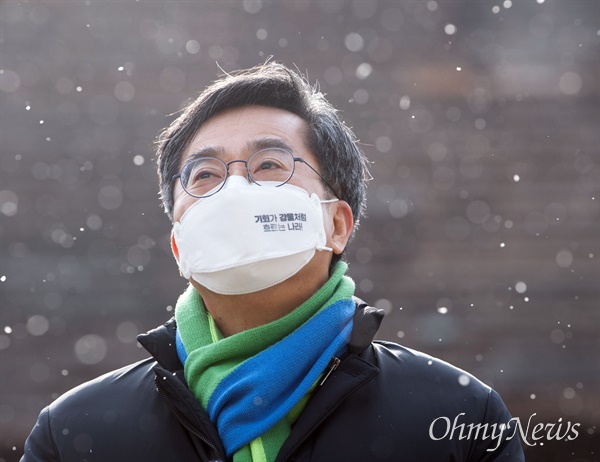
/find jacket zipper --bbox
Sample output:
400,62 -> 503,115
156,380 -> 225,462
319,356 -> 341,387
279,355 -> 362,461
156,356 -> 339,461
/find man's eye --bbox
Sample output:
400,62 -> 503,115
197,171 -> 214,179
191,168 -> 220,183
256,157 -> 286,171
258,161 -> 277,170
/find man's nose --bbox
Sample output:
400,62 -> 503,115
226,160 -> 251,181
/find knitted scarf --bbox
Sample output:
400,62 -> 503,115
175,262 -> 355,462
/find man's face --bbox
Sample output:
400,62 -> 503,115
172,105 -> 330,223
170,104 -> 354,299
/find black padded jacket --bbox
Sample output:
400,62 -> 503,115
21,301 -> 525,461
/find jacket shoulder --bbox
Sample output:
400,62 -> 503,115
49,357 -> 158,415
370,340 -> 492,396
22,358 -> 172,461
334,341 -> 524,460
23,355 -> 205,461
21,359 -> 162,462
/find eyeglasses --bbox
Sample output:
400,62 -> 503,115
172,147 -> 338,199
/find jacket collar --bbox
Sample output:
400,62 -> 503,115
137,318 -> 182,371
137,298 -> 384,369
348,296 -> 385,354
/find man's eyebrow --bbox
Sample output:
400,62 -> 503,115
186,145 -> 225,162
245,137 -> 295,154
185,137 -> 295,164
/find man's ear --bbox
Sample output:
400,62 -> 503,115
170,230 -> 180,263
330,201 -> 354,255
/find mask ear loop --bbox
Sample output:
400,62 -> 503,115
317,244 -> 334,251
316,198 -> 339,251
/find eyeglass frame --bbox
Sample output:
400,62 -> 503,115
172,147 -> 339,199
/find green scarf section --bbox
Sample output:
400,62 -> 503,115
175,262 -> 354,462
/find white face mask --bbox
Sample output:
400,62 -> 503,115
172,176 -> 337,295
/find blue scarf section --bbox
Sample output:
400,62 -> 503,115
176,298 -> 355,456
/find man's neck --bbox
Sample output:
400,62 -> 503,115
190,264 -> 330,337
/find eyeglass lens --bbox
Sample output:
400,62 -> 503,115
180,148 -> 295,197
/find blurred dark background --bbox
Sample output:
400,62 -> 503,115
1,1 -> 598,461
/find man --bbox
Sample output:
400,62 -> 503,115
22,62 -> 524,461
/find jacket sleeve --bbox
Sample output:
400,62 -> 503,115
20,407 -> 60,462
468,389 -> 525,461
